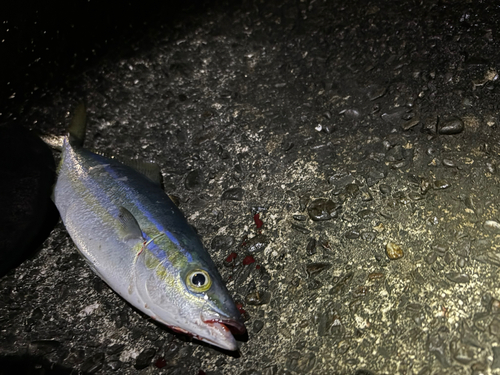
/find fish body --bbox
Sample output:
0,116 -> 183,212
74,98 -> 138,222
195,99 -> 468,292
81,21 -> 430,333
53,107 -> 245,350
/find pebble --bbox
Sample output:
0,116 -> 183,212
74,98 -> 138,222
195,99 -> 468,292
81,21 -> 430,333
242,234 -> 269,253
211,235 -> 235,250
291,223 -> 311,234
386,145 -> 404,162
345,230 -> 360,239
493,347 -> 500,369
386,242 -> 404,259
365,171 -> 386,187
439,117 -> 464,134
106,344 -> 125,355
345,183 -> 360,196
357,209 -> 374,219
401,117 -> 420,130
221,187 -> 245,201
184,170 -> 202,190
484,220 -> 500,233
442,159 -> 456,167
486,162 -> 496,174
307,199 -> 340,221
361,191 -> 373,201
379,184 -> 391,194
330,272 -> 354,295
420,179 -> 431,194
135,348 -> 156,370
245,291 -> 271,305
293,214 -> 308,221
366,84 -> 387,101
308,279 -> 322,290
433,180 -> 451,189
306,263 -> 331,277
446,272 -> 470,283
408,192 -> 424,201
489,299 -> 500,318
381,107 -> 407,127
253,320 -> 265,333
328,174 -> 356,190
361,231 -> 376,242
107,360 -> 122,371
428,327 -> 451,367
306,238 -> 317,255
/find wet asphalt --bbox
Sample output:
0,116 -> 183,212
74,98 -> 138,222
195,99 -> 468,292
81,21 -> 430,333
2,1 -> 500,374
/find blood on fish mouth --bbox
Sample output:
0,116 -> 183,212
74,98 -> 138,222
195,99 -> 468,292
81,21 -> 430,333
202,317 -> 247,336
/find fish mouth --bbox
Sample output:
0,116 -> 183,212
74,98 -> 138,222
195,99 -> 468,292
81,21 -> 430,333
200,312 -> 247,351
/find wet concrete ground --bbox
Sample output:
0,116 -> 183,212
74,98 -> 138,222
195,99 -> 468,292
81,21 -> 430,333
2,0 -> 500,374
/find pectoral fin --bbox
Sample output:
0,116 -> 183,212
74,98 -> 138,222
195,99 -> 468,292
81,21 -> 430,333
117,207 -> 144,242
123,159 -> 163,187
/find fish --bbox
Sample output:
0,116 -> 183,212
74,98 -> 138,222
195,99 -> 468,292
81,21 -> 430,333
51,104 -> 245,351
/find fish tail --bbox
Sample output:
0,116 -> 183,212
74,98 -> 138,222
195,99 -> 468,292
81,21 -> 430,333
68,102 -> 87,147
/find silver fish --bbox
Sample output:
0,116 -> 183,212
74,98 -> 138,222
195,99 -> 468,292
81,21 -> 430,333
52,104 -> 245,350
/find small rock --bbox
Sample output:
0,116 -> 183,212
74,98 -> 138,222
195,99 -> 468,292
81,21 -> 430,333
442,159 -> 456,167
361,231 -> 376,242
492,346 -> 500,369
253,320 -> 265,334
379,184 -> 391,194
108,360 -> 122,371
386,242 -> 404,260
291,223 -> 311,234
306,263 -> 331,277
211,235 -> 235,250
221,187 -> 245,201
433,180 -> 451,189
357,209 -> 374,219
328,174 -> 356,190
242,234 -> 269,253
345,230 -> 360,239
245,291 -> 271,305
439,117 -> 464,135
345,183 -> 360,196
307,199 -> 340,221
408,192 -> 424,201
184,170 -> 203,190
306,238 -> 317,255
401,117 -> 420,130
484,220 -> 500,233
446,272 -> 470,284
135,347 -> 156,370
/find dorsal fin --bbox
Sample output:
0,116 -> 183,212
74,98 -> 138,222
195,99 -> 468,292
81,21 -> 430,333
122,158 -> 163,187
92,150 -> 163,187
68,103 -> 86,147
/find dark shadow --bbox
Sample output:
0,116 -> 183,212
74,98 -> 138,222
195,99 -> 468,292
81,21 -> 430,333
0,355 -> 75,375
0,124 -> 59,278
0,0 -> 231,123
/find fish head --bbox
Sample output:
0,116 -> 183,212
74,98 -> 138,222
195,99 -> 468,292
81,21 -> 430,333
178,263 -> 247,350
133,249 -> 246,351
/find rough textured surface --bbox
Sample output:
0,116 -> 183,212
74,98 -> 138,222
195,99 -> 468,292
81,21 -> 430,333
2,0 -> 500,374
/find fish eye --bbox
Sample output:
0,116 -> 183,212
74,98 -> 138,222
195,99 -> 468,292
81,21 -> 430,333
186,269 -> 212,293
